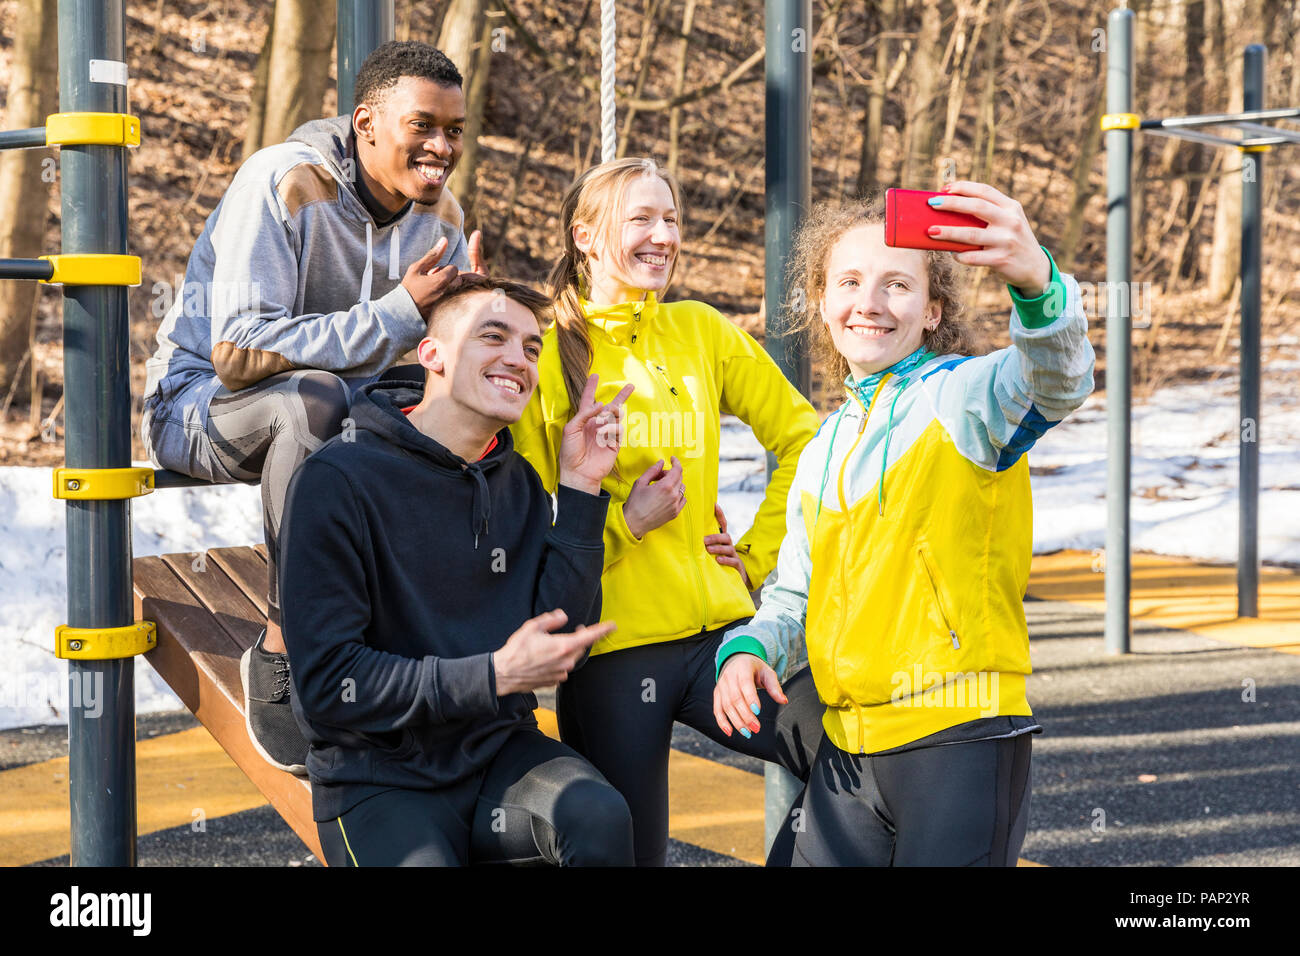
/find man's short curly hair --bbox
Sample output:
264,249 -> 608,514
353,41 -> 463,111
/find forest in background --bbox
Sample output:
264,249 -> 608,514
0,0 -> 1297,464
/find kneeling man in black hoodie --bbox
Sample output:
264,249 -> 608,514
280,274 -> 635,866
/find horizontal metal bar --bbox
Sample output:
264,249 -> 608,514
1141,106 -> 1300,130
0,127 -> 48,150
1142,127 -> 1248,148
1234,122 -> 1300,145
0,258 -> 55,280
1142,126 -> 1291,149
151,469 -> 219,490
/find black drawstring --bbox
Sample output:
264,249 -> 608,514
464,463 -> 491,549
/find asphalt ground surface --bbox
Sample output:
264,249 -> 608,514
3,596 -> 1297,867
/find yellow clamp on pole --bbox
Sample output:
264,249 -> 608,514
56,622 -> 157,660
39,254 -> 141,287
1240,144 -> 1272,152
1101,113 -> 1141,131
53,466 -> 155,500
45,112 -> 141,148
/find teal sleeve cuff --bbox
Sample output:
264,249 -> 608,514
1007,246 -> 1064,329
715,635 -> 768,682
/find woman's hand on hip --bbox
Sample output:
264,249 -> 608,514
623,455 -> 686,539
714,652 -> 787,738
704,503 -> 752,589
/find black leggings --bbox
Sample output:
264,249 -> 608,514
316,728 -> 635,866
556,622 -> 823,867
787,731 -> 1033,866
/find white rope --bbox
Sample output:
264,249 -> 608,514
600,0 -> 617,163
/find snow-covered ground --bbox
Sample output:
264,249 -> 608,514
3,373 -> 1298,728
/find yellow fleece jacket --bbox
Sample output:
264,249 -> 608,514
511,293 -> 820,656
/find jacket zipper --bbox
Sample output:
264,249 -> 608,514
826,378 -> 890,753
917,546 -> 960,649
649,357 -> 708,629
630,301 -> 643,344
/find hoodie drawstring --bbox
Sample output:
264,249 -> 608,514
877,384 -> 906,516
388,226 -> 401,280
815,348 -> 936,524
464,463 -> 491,549
359,221 -> 374,303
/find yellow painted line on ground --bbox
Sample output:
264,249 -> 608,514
1029,550 -> 1300,655
0,727 -> 267,866
665,748 -> 767,864
2,709 -> 1040,867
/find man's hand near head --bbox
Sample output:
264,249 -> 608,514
401,231 -> 488,319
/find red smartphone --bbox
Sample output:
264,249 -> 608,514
884,188 -> 987,252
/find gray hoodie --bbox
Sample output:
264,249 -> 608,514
142,114 -> 470,422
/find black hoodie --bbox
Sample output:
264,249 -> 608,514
280,380 -> 609,822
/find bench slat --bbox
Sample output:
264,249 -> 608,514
209,546 -> 269,619
163,552 -> 264,654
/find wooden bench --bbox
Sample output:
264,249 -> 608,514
132,545 -> 322,860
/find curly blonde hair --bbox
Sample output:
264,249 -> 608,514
787,195 -> 983,386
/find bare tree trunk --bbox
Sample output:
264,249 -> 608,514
1289,1 -> 1300,110
242,14 -> 275,160
439,0 -> 488,91
939,0 -> 989,164
260,0 -> 337,148
901,0 -> 944,188
904,0 -> 946,188
1178,0 -> 1207,280
856,0 -> 900,195
1208,0 -> 1246,302
0,0 -> 58,400
439,0 -> 491,222
1130,0 -> 1150,251
667,0 -> 697,180
1059,68 -> 1105,274
616,0 -> 664,157
972,0 -> 1003,185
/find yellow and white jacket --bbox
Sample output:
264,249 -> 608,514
512,293 -> 820,656
716,257 -> 1095,755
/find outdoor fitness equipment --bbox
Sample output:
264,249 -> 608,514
1103,7 -> 1300,653
0,0 -> 813,865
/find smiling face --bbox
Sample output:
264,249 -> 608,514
419,291 -> 543,428
575,174 -> 680,304
819,224 -> 942,379
353,76 -> 465,214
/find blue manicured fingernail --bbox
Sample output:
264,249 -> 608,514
739,727 -> 752,739
927,196 -> 943,207
750,703 -> 761,716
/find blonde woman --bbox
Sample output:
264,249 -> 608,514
512,158 -> 823,866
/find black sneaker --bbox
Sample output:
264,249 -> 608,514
240,629 -> 308,776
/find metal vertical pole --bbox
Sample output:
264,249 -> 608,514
763,0 -> 811,858
337,0 -> 395,116
1238,45 -> 1265,618
1104,8 -> 1134,655
59,0 -> 136,865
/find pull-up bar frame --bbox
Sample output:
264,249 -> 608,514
1105,7 -> 1293,653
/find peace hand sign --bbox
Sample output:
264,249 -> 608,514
558,374 -> 634,495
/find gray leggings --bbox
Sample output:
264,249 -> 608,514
147,370 -> 351,624
787,731 -> 1033,866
